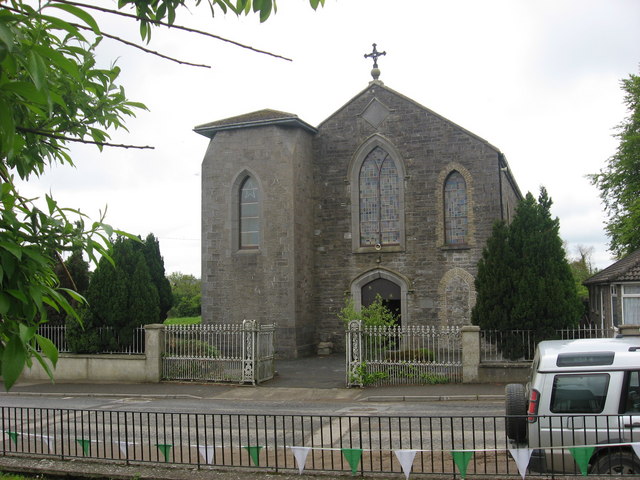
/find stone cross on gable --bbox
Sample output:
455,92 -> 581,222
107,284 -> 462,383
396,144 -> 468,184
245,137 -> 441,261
364,43 -> 386,80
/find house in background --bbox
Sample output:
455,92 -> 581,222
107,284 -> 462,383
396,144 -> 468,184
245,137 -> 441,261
195,64 -> 522,358
584,249 -> 640,329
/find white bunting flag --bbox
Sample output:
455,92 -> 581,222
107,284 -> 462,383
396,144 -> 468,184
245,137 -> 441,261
394,449 -> 418,480
508,446 -> 534,480
289,446 -> 311,474
198,445 -> 215,464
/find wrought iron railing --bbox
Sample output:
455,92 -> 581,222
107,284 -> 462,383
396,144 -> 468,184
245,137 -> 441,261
162,321 -> 276,384
36,324 -> 146,354
480,326 -> 617,362
346,322 -> 462,387
1,406 -> 638,477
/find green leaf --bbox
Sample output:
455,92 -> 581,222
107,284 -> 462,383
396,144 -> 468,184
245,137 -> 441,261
8,289 -> 28,304
2,336 -> 27,390
27,50 -> 47,92
0,241 -> 22,260
18,324 -> 37,344
58,287 -> 87,305
0,292 -> 10,314
30,350 -> 55,382
48,3 -> 100,34
35,334 -> 59,367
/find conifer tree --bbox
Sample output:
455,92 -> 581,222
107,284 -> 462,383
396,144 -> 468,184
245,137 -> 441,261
473,188 -> 582,359
143,233 -> 173,322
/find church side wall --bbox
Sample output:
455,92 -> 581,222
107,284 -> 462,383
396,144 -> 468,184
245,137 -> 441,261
201,126 -> 314,358
312,85 -> 506,348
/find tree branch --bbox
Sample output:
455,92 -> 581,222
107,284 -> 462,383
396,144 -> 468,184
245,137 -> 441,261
17,127 -> 155,150
53,0 -> 293,62
75,23 -> 212,69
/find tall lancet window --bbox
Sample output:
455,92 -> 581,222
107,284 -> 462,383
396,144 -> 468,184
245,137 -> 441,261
239,176 -> 260,249
359,146 -> 400,247
444,171 -> 468,245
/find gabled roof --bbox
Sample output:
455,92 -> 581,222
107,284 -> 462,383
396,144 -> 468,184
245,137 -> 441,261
583,248 -> 640,285
194,109 -> 317,139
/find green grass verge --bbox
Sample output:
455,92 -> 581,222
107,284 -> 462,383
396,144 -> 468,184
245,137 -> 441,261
164,316 -> 201,325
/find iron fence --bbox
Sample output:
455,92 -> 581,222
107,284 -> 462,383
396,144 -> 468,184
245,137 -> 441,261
346,321 -> 462,387
480,326 -> 617,362
162,320 -> 276,384
36,324 -> 146,354
1,406 -> 639,477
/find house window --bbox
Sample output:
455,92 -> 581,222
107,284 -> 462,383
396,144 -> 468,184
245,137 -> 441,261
444,171 -> 468,245
622,284 -> 640,325
359,146 -> 400,247
239,176 -> 259,249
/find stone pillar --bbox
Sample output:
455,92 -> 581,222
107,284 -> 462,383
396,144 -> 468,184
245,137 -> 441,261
461,325 -> 480,383
144,324 -> 165,382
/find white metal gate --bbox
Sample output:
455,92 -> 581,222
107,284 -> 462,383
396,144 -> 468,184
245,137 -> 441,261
346,321 -> 462,387
162,320 -> 276,384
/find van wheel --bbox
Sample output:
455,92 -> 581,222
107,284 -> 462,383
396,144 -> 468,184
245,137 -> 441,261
505,383 -> 527,442
590,451 -> 640,474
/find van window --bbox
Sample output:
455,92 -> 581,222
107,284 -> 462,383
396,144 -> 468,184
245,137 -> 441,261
550,374 -> 609,414
623,371 -> 640,414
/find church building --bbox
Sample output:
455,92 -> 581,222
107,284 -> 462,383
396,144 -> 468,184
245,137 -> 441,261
195,48 -> 522,358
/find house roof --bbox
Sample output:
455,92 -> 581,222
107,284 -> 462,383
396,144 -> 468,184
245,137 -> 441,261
583,248 -> 640,285
193,109 -> 317,139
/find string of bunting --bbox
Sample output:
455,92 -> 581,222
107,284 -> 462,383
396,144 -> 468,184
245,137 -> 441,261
4,431 -> 640,478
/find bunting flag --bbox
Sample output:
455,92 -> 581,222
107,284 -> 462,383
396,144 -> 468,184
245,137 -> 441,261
41,435 -> 53,453
341,448 -> 363,474
450,450 -> 474,479
5,431 -> 19,446
75,438 -> 91,456
198,445 -> 216,465
290,446 -> 311,474
569,446 -> 595,476
155,443 -> 173,462
243,445 -> 263,466
508,446 -> 534,480
394,449 -> 418,480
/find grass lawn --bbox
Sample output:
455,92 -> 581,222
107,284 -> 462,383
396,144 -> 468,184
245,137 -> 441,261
163,316 -> 201,325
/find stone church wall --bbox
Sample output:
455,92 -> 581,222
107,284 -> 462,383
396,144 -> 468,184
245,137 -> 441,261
201,125 -> 316,357
311,84 -> 510,347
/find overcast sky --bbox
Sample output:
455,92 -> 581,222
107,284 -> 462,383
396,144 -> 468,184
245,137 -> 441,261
18,0 -> 640,277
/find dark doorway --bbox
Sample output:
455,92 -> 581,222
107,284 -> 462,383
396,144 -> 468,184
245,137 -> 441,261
361,278 -> 401,325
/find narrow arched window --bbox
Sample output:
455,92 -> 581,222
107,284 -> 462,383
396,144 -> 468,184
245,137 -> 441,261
239,176 -> 260,249
444,171 -> 468,245
359,146 -> 400,247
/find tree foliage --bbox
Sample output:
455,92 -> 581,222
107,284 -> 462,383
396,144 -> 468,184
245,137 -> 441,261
0,0 -> 323,388
472,188 -> 582,359
167,272 -> 201,318
590,71 -> 640,257
68,235 -> 169,353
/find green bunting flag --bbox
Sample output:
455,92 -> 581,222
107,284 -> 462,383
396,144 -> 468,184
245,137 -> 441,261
569,446 -> 595,476
341,448 -> 363,474
243,445 -> 263,466
450,450 -> 474,479
75,438 -> 91,456
155,443 -> 173,462
6,431 -> 19,446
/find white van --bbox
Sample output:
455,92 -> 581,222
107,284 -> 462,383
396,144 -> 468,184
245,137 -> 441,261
506,336 -> 640,475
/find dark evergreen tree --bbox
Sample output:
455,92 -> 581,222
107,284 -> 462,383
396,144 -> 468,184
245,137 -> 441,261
68,234 -> 167,352
143,233 -> 173,322
49,250 -> 90,325
472,188 -> 582,359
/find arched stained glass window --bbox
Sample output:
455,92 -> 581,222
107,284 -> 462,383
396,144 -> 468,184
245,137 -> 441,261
444,171 -> 468,245
239,176 -> 260,249
359,146 -> 400,247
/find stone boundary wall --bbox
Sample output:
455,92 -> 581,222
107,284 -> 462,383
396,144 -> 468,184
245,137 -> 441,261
20,324 -> 164,383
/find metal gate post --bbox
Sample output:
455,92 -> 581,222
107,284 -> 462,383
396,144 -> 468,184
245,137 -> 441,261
346,320 -> 363,387
242,319 -> 257,384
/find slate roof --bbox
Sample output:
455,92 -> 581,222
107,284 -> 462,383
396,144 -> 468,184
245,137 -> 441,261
194,109 -> 317,139
583,248 -> 640,285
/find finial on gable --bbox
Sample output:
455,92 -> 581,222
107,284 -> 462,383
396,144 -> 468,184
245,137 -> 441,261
364,43 -> 386,81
